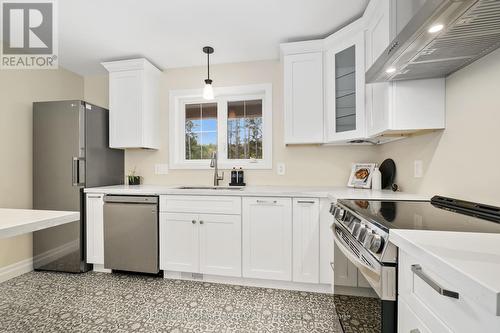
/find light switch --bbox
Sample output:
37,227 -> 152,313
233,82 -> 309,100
277,162 -> 286,176
155,164 -> 169,175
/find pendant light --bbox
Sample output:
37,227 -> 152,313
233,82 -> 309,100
202,46 -> 214,100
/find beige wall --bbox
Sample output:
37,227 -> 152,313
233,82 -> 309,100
379,48 -> 500,206
0,68 -> 83,268
84,60 -> 378,187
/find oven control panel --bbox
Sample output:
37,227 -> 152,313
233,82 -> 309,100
330,203 -> 386,255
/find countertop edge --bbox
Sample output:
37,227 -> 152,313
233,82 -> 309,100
84,185 -> 429,201
0,210 -> 80,240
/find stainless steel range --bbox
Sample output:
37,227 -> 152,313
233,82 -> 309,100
330,196 -> 500,333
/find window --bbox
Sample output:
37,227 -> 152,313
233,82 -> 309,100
185,103 -> 217,160
170,84 -> 272,169
227,100 -> 263,160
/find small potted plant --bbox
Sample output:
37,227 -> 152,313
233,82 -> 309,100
127,167 -> 141,185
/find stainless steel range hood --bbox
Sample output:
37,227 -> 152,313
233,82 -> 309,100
366,0 -> 500,83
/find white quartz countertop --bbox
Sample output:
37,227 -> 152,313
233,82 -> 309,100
390,229 -> 500,316
0,208 -> 80,239
84,185 -> 428,201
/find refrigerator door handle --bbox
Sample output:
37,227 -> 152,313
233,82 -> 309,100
72,157 -> 85,187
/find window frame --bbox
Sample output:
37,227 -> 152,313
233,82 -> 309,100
169,84 -> 273,170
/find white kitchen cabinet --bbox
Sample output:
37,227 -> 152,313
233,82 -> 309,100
398,298 -> 434,333
333,244 -> 358,287
319,199 -> 334,285
242,197 -> 292,281
161,212 -> 199,273
292,198 -> 320,284
325,22 -> 366,143
160,212 -> 242,277
199,213 -> 241,277
101,58 -> 161,149
399,249 -> 500,333
283,50 -> 324,144
86,194 -> 104,265
364,0 -> 445,138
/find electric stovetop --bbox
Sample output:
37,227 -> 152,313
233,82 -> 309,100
339,196 -> 500,234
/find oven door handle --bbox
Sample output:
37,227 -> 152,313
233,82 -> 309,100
334,231 -> 381,276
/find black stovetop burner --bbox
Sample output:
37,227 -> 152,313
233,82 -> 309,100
338,196 -> 500,234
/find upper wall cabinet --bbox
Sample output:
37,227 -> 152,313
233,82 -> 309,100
364,0 -> 445,138
280,0 -> 446,146
324,22 -> 366,143
102,58 -> 161,149
282,41 -> 324,144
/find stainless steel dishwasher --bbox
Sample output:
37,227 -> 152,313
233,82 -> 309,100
103,195 -> 159,274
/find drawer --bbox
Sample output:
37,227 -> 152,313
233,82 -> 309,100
399,250 -> 500,333
161,195 -> 241,215
398,298 -> 432,333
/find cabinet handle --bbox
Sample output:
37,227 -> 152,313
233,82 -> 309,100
297,200 -> 315,204
410,329 -> 421,333
199,220 -> 204,225
87,195 -> 101,199
256,200 -> 277,204
192,220 -> 196,224
411,264 -> 459,299
330,262 -> 334,271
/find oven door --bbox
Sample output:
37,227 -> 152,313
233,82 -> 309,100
333,220 -> 396,301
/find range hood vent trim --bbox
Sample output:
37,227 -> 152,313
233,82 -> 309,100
366,0 -> 500,83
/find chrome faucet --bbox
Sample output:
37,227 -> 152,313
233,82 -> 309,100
210,151 -> 224,186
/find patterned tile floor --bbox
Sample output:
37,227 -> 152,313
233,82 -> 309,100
333,295 -> 380,333
0,271 -> 349,333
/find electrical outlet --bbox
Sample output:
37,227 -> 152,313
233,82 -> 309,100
414,160 -> 423,178
155,164 -> 169,175
277,162 -> 286,176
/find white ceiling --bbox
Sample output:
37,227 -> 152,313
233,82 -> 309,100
58,0 -> 369,75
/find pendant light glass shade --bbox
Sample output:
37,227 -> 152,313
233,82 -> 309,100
203,79 -> 214,100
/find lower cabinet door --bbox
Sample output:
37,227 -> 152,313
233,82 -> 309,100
160,212 -> 199,273
292,198 -> 320,283
86,194 -> 104,264
242,197 -> 292,281
199,214 -> 241,277
333,243 -> 358,287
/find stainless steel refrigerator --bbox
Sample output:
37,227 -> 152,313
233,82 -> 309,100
33,100 -> 124,273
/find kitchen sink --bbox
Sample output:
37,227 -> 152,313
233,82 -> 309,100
176,186 -> 243,191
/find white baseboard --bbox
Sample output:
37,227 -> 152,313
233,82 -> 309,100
0,258 -> 33,284
334,285 -> 378,298
163,270 -> 334,294
33,239 -> 79,268
92,264 -> 111,273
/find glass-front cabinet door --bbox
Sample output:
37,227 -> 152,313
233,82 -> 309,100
325,31 -> 365,142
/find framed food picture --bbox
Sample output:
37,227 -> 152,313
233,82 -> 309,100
347,163 -> 376,189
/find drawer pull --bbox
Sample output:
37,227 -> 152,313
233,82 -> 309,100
411,264 -> 459,299
410,330 -> 420,333
297,200 -> 316,204
87,195 -> 101,199
256,200 -> 277,204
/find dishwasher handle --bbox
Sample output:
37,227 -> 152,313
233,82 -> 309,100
104,195 -> 158,204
